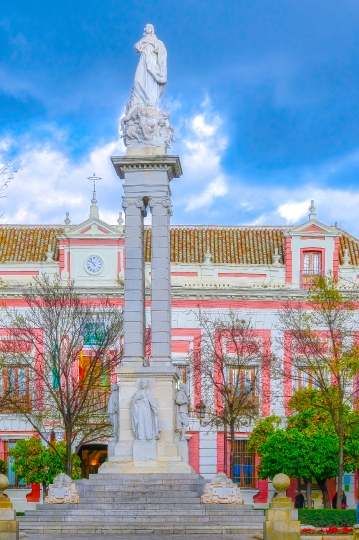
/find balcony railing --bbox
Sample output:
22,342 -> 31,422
300,270 -> 324,289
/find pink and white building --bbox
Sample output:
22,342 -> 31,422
0,197 -> 358,508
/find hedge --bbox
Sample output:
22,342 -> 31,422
299,509 -> 356,528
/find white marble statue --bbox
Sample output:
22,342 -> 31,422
131,23 -> 167,109
131,378 -> 160,440
121,24 -> 174,149
175,383 -> 189,441
107,384 -> 119,443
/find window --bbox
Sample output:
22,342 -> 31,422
176,365 -> 188,384
0,367 -> 31,413
229,368 -> 256,398
79,355 -> 110,409
301,252 -> 322,288
83,323 -> 106,346
4,440 -> 29,488
232,439 -> 256,488
294,369 -> 320,391
303,252 -> 321,275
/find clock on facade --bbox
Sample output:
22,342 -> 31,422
84,255 -> 104,275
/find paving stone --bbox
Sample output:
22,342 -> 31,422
25,535 -> 256,540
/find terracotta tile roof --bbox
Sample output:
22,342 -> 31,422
339,231 -> 359,266
1,224 -> 359,267
145,226 -> 287,265
0,226 -> 63,263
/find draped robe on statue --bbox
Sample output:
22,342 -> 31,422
132,34 -> 167,108
131,387 -> 161,440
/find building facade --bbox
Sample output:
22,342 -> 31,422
0,198 -> 358,508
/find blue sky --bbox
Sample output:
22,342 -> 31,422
2,0 -> 359,235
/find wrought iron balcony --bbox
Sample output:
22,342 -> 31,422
300,270 -> 324,289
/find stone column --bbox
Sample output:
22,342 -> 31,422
149,196 -> 172,366
122,197 -> 146,366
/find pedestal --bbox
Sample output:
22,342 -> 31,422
263,498 -> 301,540
0,498 -> 19,540
99,366 -> 194,475
133,440 -> 157,462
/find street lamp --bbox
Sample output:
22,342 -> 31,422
196,400 -> 207,426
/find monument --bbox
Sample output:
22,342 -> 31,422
99,24 -> 192,474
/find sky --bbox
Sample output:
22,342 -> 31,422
1,0 -> 359,235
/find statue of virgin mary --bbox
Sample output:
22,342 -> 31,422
128,24 -> 167,110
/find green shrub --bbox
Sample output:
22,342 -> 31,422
0,459 -> 6,475
299,509 -> 356,528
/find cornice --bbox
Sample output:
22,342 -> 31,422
111,155 -> 183,180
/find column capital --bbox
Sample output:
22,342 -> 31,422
149,196 -> 173,216
122,197 -> 147,216
111,155 -> 183,181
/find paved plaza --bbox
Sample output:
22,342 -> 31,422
25,535 -> 256,540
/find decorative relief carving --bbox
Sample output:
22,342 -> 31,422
122,197 -> 146,215
201,473 -> 243,505
149,197 -> 173,215
45,473 -> 79,505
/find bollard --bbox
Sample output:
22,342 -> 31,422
0,474 -> 19,540
263,473 -> 301,540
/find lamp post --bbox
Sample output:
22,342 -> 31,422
195,400 -> 206,426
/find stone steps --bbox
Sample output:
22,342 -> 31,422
22,509 -> 258,519
19,473 -> 265,535
19,522 -> 263,535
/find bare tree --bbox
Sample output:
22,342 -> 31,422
0,161 -> 19,218
277,274 -> 359,496
0,274 -> 123,475
189,309 -> 274,480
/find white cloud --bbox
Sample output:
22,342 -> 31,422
191,114 -> 221,137
1,121 -> 126,225
277,200 -> 310,223
186,175 -> 228,211
175,100 -> 229,214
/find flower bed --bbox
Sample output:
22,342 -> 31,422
301,526 -> 353,535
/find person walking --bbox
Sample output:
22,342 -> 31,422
332,490 -> 347,509
294,489 -> 305,509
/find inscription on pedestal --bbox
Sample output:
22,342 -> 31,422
133,440 -> 157,462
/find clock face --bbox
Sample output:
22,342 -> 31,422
85,255 -> 104,275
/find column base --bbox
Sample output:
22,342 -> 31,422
99,459 -> 194,475
104,366 -> 194,475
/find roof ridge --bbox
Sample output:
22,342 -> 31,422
0,224 -> 65,228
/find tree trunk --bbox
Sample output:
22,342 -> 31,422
304,477 -> 312,509
338,419 -> 344,505
317,478 -> 331,509
66,438 -> 72,477
230,423 -> 235,482
223,423 -> 228,476
42,481 -> 47,504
